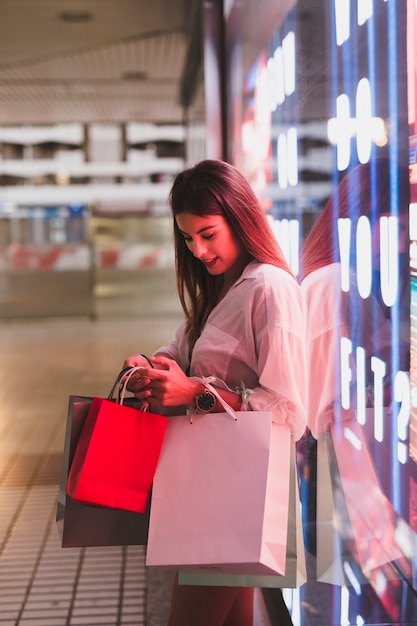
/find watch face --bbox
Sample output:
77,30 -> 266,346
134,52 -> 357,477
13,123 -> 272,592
197,391 -> 215,412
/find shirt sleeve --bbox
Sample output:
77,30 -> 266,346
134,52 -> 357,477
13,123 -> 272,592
248,271 -> 307,440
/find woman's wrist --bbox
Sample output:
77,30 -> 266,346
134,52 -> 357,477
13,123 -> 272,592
188,380 -> 206,407
189,377 -> 244,413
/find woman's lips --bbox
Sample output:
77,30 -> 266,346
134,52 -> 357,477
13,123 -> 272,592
202,257 -> 218,268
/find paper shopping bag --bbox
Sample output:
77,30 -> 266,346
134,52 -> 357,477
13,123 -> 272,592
66,395 -> 168,513
178,437 -> 306,587
265,440 -> 306,588
316,433 -> 352,585
146,411 -> 291,576
57,395 -> 151,547
330,419 -> 404,573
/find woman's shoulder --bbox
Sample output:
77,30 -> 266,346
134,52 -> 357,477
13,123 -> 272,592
301,262 -> 341,286
241,261 -> 298,290
300,263 -> 342,302
237,263 -> 302,316
242,261 -> 297,284
239,262 -> 303,328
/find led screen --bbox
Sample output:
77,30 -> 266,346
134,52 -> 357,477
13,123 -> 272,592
225,0 -> 416,623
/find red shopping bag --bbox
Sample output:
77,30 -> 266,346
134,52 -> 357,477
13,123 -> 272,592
316,419 -> 404,584
66,368 -> 168,513
57,395 -> 151,547
330,418 -> 403,573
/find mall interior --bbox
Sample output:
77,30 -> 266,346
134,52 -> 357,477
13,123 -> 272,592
0,0 -> 417,624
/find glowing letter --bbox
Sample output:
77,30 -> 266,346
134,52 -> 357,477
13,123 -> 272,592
357,0 -> 373,26
283,31 -> 296,96
272,219 -> 300,276
356,78 -> 372,164
336,94 -> 351,170
394,370 -> 410,464
277,128 -> 298,189
356,346 -> 367,424
287,127 -> 298,186
356,215 -> 372,298
341,337 -> 353,409
371,356 -> 386,442
335,0 -> 350,45
274,46 -> 285,107
338,218 -> 352,292
380,216 -> 399,307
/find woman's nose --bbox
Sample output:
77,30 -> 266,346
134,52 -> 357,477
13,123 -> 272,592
192,239 -> 206,258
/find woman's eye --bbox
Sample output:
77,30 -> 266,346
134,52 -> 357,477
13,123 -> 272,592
203,234 -> 214,240
183,236 -> 192,242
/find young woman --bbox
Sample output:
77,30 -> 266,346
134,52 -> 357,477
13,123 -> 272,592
125,159 -> 306,626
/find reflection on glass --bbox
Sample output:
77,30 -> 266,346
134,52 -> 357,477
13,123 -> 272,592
224,0 -> 416,622
300,157 -> 414,620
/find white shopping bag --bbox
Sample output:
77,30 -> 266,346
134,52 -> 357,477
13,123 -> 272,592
316,433 -> 350,585
178,437 -> 306,587
146,408 -> 291,576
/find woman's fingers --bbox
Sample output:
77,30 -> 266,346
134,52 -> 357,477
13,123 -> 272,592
124,354 -> 151,368
148,355 -> 172,369
125,357 -> 192,406
123,371 -> 152,394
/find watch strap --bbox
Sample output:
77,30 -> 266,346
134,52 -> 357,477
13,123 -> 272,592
191,377 -> 238,421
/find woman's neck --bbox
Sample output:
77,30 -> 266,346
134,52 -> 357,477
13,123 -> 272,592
218,257 -> 252,301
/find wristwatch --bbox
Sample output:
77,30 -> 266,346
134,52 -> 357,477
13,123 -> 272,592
195,388 -> 216,413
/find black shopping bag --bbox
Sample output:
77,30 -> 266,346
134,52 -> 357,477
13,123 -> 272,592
56,392 -> 150,547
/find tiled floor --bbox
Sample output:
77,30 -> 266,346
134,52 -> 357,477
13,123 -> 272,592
0,315 -> 273,626
0,316 -> 182,626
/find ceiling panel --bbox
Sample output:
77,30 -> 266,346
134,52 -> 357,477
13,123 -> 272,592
0,0 -> 193,125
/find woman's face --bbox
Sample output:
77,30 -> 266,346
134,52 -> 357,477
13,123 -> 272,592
175,212 -> 247,282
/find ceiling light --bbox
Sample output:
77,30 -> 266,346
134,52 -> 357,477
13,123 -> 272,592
122,71 -> 148,81
59,11 -> 93,23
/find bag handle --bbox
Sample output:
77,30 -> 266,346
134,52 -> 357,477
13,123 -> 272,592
108,366 -> 132,400
193,376 -> 238,421
108,355 -> 154,402
118,366 -> 151,406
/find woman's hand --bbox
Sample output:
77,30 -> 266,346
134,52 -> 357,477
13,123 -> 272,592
122,354 -> 154,407
124,354 -> 152,370
122,354 -> 242,413
135,355 -> 202,407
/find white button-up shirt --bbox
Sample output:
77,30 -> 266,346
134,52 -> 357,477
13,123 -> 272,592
156,261 -> 307,440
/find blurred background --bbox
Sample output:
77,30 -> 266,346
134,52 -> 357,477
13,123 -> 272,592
0,0 -> 203,320
0,1 -> 416,625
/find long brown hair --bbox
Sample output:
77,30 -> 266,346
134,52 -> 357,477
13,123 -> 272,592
169,159 -> 292,347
